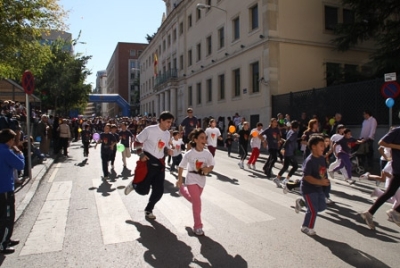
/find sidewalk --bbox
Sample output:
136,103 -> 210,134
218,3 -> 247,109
14,154 -> 55,222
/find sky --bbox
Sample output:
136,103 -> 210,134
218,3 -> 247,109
59,0 -> 166,88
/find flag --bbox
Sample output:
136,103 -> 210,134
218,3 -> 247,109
154,53 -> 158,77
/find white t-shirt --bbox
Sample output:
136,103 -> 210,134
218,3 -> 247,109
380,147 -> 391,161
205,127 -> 221,147
179,148 -> 215,188
250,128 -> 263,148
136,124 -> 170,159
171,138 -> 184,157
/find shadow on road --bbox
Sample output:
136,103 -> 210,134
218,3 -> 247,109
125,220 -> 195,267
312,236 -> 391,268
211,171 -> 240,185
185,227 -> 248,268
88,180 -> 116,197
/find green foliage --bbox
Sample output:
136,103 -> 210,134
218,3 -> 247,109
0,0 -> 67,79
35,38 -> 92,116
145,32 -> 157,44
333,0 -> 400,76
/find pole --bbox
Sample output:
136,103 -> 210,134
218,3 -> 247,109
389,107 -> 393,127
25,94 -> 32,180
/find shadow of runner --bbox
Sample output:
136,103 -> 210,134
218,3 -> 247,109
211,171 -> 240,185
74,158 -> 88,167
88,180 -> 116,197
163,180 -> 180,197
185,227 -> 248,268
125,220 -> 195,267
312,236 -> 391,268
119,166 -> 133,180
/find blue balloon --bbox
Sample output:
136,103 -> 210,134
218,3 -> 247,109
386,98 -> 395,108
36,136 -> 41,142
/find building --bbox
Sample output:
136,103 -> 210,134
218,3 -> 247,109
41,30 -> 73,52
106,42 -> 147,116
94,70 -> 108,116
138,0 -> 373,126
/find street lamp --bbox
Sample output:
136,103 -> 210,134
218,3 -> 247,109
196,3 -> 227,13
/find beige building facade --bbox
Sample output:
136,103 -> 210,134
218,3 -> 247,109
139,0 -> 373,125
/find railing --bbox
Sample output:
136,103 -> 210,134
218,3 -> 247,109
155,69 -> 178,87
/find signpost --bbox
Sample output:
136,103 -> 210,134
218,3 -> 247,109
22,70 -> 34,181
382,73 -> 398,127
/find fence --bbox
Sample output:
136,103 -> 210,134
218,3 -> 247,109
272,78 -> 400,126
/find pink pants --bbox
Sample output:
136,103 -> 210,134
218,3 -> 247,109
248,147 -> 260,165
180,184 -> 203,229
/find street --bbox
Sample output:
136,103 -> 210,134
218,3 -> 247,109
1,142 -> 399,267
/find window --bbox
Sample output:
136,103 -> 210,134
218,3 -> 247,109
179,22 -> 184,35
233,17 -> 240,40
130,50 -> 136,56
158,45 -> 161,55
343,9 -> 355,24
196,8 -> 201,21
163,40 -> 166,51
344,64 -> 359,83
173,28 -> 177,41
188,50 -> 192,66
138,50 -> 142,57
188,86 -> 193,106
173,58 -> 177,70
233,68 -> 241,97
206,36 -> 212,56
325,6 -> 338,31
326,62 -> 341,86
196,83 -> 202,104
188,14 -> 192,29
197,43 -> 201,61
218,27 -> 225,49
180,55 -> 184,70
250,4 -> 259,30
207,79 -> 212,102
218,74 -> 225,100
167,35 -> 171,46
251,61 -> 260,93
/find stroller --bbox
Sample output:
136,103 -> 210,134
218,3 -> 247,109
350,143 -> 367,175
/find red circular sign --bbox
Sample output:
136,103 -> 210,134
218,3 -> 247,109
381,81 -> 400,99
22,70 -> 35,95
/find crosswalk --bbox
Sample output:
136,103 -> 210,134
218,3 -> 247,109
18,147 -> 381,256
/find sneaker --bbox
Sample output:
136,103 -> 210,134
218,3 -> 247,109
360,211 -> 375,230
301,226 -> 316,236
325,197 -> 333,205
328,171 -> 334,179
386,209 -> 394,222
145,211 -> 156,219
281,178 -> 288,186
124,183 -> 134,195
282,185 -> 289,194
194,228 -> 204,236
246,163 -> 251,169
251,164 -> 256,170
370,188 -> 380,199
273,177 -> 282,188
295,198 -> 303,213
237,162 -> 244,169
386,209 -> 400,227
347,179 -> 356,185
359,172 -> 370,180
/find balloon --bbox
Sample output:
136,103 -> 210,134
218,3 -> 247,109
228,125 -> 236,133
329,118 -> 335,126
117,143 -> 125,152
93,133 -> 100,141
78,128 -> 82,133
251,131 -> 258,138
35,136 -> 41,142
386,98 -> 395,108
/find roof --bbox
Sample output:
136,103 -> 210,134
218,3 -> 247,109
0,79 -> 41,103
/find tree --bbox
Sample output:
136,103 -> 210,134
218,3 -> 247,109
35,38 -> 92,115
332,0 -> 400,76
145,32 -> 157,43
0,0 -> 67,79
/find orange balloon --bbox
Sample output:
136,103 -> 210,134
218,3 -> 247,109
228,125 -> 236,133
252,131 -> 258,137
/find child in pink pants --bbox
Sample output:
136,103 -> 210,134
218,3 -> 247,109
176,129 -> 215,236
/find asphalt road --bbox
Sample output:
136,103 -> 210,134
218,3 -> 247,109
1,142 -> 399,267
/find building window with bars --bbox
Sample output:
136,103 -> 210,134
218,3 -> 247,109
233,68 -> 241,97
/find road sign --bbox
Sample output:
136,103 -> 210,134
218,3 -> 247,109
22,70 -> 34,95
384,72 -> 397,82
381,81 -> 400,99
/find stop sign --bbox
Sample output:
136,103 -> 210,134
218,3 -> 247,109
22,70 -> 35,95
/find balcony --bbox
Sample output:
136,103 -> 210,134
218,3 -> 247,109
155,69 -> 178,87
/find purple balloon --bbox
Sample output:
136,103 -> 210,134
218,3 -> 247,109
93,133 -> 100,141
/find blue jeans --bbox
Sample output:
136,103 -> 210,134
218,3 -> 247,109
302,191 -> 326,229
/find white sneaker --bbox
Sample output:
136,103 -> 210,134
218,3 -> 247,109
301,226 -> 316,236
295,198 -> 304,213
273,177 -> 282,188
145,211 -> 156,219
283,185 -> 288,194
194,228 -> 204,236
325,197 -> 333,204
251,164 -> 256,170
346,179 -> 356,185
237,162 -> 244,169
359,172 -> 370,180
386,209 -> 400,227
124,183 -> 134,195
360,211 -> 375,230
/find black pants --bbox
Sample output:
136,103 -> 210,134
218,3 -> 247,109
59,137 -> 69,156
239,143 -> 248,161
263,148 -> 278,176
0,192 -> 15,250
278,155 -> 298,177
83,141 -> 90,156
101,150 -> 112,177
171,154 -> 182,171
135,153 -> 165,213
369,174 -> 400,214
361,140 -> 374,170
111,149 -> 117,166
